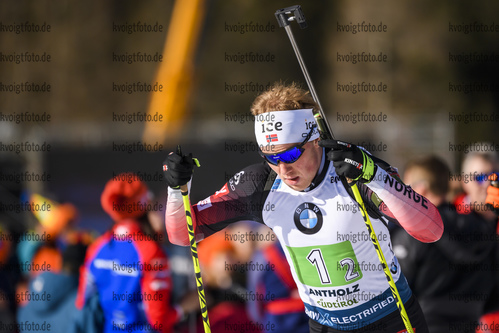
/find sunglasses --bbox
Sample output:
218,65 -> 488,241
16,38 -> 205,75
259,125 -> 316,166
476,172 -> 498,184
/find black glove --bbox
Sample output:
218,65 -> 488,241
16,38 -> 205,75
163,146 -> 195,189
318,139 -> 377,183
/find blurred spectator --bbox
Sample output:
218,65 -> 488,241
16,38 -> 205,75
14,193 -> 82,317
474,153 -> 499,332
17,194 -> 79,279
76,173 -> 194,333
17,242 -> 89,333
145,193 -> 195,305
0,224 -> 19,333
246,227 -> 309,333
391,155 -> 499,332
454,149 -> 499,222
193,227 -> 261,333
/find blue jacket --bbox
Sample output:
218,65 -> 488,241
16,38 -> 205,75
76,220 -> 178,333
17,272 -> 81,333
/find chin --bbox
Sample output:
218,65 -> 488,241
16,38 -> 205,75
286,181 -> 306,191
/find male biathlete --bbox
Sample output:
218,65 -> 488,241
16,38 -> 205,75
163,83 -> 443,332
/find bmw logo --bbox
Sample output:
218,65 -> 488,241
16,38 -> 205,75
390,261 -> 398,274
294,202 -> 323,234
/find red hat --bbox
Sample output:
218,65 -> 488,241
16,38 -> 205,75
197,232 -> 234,268
101,173 -> 149,221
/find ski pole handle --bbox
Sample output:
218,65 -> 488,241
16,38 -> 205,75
275,5 -> 334,139
275,5 -> 307,29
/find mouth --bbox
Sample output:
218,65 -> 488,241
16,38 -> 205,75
284,176 -> 300,185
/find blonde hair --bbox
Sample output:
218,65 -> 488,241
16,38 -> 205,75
250,82 -> 319,116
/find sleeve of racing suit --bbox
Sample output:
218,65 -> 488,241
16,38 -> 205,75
164,184 -> 192,246
136,237 -> 179,333
165,163 -> 271,246
366,166 -> 444,243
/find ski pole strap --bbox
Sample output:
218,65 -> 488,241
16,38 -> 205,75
180,187 -> 211,333
350,183 -> 414,333
352,150 -> 375,183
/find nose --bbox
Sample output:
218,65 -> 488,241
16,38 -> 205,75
278,161 -> 294,174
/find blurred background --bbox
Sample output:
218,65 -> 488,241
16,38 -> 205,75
0,0 -> 498,250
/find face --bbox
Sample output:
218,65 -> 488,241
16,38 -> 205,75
262,139 -> 323,191
403,168 -> 427,195
403,167 -> 443,206
462,156 -> 493,204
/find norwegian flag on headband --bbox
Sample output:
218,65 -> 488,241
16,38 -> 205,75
266,134 -> 278,143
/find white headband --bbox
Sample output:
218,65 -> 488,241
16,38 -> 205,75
254,108 -> 320,148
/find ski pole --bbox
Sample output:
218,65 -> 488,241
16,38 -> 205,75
275,6 -> 414,333
165,146 -> 211,333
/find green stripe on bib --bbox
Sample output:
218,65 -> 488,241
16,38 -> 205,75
286,241 -> 363,288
